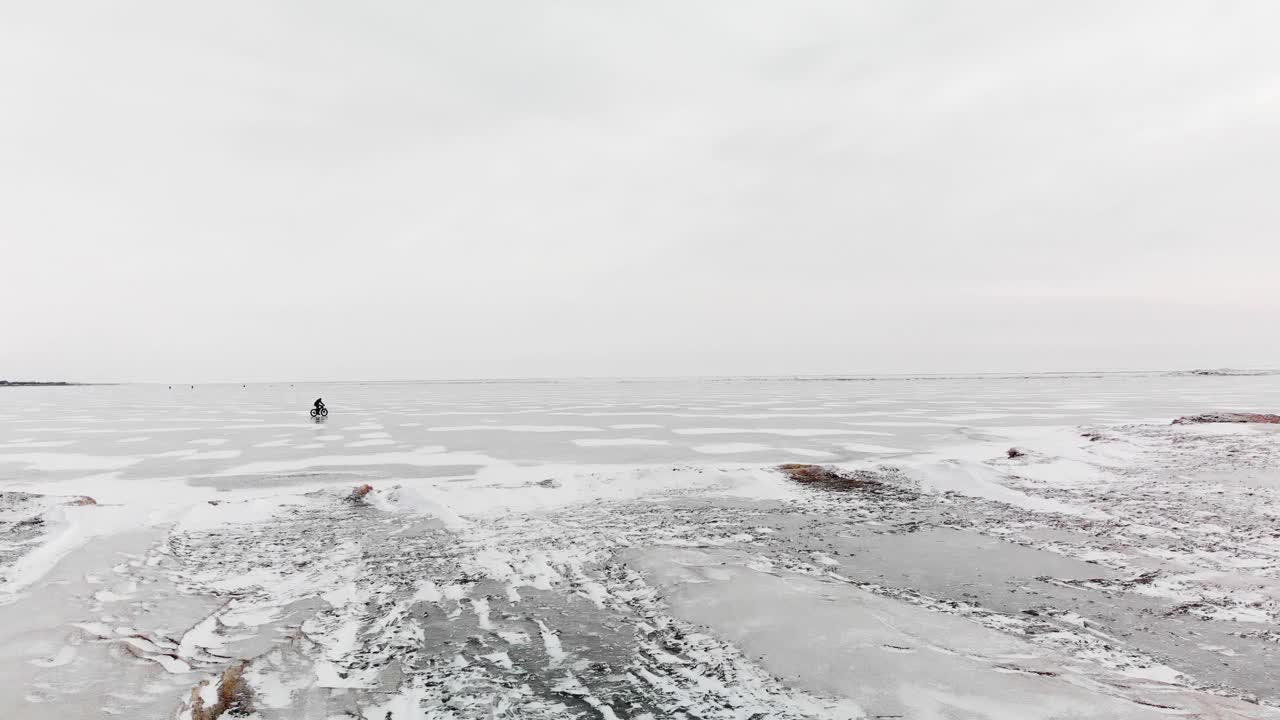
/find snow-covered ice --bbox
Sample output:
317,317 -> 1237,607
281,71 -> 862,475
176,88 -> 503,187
2,374 -> 1280,719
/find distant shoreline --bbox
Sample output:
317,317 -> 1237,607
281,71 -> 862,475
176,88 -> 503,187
0,381 -> 88,387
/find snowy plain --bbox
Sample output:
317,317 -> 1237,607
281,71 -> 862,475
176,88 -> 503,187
1,374 -> 1279,719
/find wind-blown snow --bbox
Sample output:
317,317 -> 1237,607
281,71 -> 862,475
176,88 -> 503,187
3,375 -> 1280,719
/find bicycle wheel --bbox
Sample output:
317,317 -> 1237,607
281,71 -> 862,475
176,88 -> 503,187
310,409 -> 319,418
320,408 -> 328,417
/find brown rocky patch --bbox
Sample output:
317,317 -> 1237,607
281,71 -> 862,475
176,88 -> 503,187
1172,412 -> 1280,425
777,464 -> 886,491
190,661 -> 254,720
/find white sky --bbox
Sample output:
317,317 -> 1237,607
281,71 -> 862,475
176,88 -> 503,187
3,2 -> 1278,382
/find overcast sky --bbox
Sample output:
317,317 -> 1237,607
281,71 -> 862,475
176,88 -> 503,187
3,2 -> 1278,382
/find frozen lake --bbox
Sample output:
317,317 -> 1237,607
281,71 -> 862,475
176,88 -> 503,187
4,373 -> 1278,472
2,373 -> 1279,718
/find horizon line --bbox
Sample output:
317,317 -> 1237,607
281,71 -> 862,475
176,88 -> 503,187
9,367 -> 1278,386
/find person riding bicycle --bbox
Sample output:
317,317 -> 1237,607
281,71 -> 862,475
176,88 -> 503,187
313,398 -> 325,413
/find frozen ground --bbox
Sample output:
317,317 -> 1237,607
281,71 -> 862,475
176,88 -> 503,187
1,374 -> 1279,719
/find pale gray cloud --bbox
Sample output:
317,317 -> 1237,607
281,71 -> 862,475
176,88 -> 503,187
3,1 -> 1278,381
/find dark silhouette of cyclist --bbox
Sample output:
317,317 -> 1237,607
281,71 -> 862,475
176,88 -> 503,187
313,398 -> 325,412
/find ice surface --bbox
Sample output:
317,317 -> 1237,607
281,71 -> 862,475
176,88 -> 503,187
2,375 -> 1280,718
628,547 -> 1182,719
841,442 -> 912,454
692,442 -> 774,454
